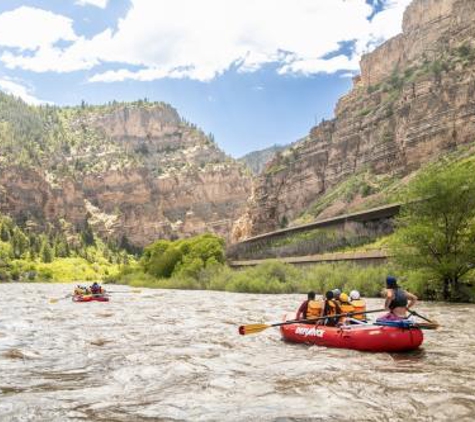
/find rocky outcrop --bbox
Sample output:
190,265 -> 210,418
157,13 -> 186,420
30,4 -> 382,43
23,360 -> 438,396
239,144 -> 288,175
360,0 -> 460,87
236,0 -> 475,239
0,101 -> 252,246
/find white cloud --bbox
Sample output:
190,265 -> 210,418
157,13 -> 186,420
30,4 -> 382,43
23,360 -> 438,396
0,78 -> 51,105
76,0 -> 109,8
0,0 -> 412,81
0,6 -> 77,50
278,54 -> 361,76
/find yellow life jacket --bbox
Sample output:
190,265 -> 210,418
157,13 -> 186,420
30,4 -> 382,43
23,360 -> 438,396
306,300 -> 323,319
351,299 -> 366,320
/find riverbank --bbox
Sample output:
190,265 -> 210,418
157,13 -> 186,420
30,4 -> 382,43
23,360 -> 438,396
0,257 -> 121,283
107,260 -> 438,299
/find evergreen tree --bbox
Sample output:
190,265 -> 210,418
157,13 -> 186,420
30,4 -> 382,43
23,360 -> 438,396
0,223 -> 11,242
81,220 -> 95,246
54,236 -> 70,257
41,241 -> 53,263
11,227 -> 29,259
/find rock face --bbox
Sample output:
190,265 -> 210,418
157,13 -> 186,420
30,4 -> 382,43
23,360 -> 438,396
0,101 -> 251,246
239,144 -> 288,175
360,0 -> 460,87
236,0 -> 475,239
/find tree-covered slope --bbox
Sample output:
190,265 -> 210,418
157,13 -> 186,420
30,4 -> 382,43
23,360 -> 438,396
0,94 -> 252,247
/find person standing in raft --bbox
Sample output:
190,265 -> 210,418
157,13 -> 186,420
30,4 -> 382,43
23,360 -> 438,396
377,276 -> 418,322
320,290 -> 341,326
296,291 -> 322,321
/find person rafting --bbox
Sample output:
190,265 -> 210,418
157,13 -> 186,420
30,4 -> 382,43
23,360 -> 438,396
349,290 -> 367,321
296,291 -> 322,321
337,293 -> 355,324
332,288 -> 342,302
74,285 -> 88,296
377,276 -> 417,322
90,282 -> 103,295
321,290 -> 341,326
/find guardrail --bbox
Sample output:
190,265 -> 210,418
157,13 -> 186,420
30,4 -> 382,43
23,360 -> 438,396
235,202 -> 402,245
229,249 -> 390,267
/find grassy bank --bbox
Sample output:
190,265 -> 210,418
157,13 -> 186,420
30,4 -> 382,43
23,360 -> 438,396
1,257 -> 121,283
106,259 -> 438,299
106,232 -> 475,301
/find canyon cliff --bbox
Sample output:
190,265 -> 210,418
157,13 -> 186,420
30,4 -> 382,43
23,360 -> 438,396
0,99 -> 251,246
233,0 -> 475,240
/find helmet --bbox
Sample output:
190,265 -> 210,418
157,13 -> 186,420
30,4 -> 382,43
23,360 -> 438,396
325,290 -> 334,300
350,290 -> 360,300
332,289 -> 341,299
339,293 -> 349,303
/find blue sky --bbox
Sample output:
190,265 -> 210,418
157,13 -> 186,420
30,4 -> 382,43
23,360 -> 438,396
0,0 -> 411,157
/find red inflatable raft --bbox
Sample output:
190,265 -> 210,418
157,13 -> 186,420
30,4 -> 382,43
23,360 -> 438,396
280,317 -> 423,352
72,294 -> 110,303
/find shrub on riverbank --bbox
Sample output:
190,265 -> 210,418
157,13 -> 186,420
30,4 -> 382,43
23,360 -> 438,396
141,234 -> 225,279
0,257 -> 121,283
108,258 -> 400,296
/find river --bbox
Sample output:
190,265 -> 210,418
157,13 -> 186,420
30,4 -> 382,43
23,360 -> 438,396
0,283 -> 474,421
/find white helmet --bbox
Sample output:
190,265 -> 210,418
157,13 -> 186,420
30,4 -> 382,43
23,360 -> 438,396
350,290 -> 360,300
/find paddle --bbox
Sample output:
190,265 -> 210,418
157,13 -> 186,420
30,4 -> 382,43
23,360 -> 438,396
106,289 -> 142,294
413,322 -> 439,330
239,308 -> 386,336
408,309 -> 440,329
49,294 -> 72,304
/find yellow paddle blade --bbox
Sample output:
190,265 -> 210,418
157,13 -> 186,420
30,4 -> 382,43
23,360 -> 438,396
49,298 -> 59,304
238,324 -> 271,335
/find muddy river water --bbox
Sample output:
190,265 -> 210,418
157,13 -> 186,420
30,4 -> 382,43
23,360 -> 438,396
0,283 -> 474,421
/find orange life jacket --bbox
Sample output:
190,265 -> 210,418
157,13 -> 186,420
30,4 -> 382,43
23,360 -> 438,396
351,299 -> 366,320
322,300 -> 339,326
324,299 -> 337,316
339,302 -> 355,323
306,300 -> 323,319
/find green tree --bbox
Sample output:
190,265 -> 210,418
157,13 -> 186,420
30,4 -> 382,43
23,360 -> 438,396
41,240 -> 54,263
54,238 -> 70,258
1,222 -> 11,242
280,215 -> 289,229
11,227 -> 29,259
147,246 -> 182,278
141,234 -> 225,279
81,219 -> 95,246
391,163 -> 475,301
141,239 -> 172,272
